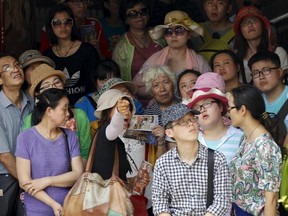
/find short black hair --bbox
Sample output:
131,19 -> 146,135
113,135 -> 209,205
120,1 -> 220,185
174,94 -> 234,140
248,51 -> 281,70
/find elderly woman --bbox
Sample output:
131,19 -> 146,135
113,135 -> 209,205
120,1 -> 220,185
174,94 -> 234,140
134,10 -> 210,98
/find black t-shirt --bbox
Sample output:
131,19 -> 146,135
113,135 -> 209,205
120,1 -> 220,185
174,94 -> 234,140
43,42 -> 100,105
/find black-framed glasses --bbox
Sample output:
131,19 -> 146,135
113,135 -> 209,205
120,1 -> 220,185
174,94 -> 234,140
66,0 -> 90,5
250,67 -> 279,79
51,18 -> 73,27
170,116 -> 198,128
126,8 -> 149,19
227,106 -> 238,112
40,79 -> 63,91
0,62 -> 22,75
193,100 -> 217,112
163,26 -> 186,37
240,17 -> 260,27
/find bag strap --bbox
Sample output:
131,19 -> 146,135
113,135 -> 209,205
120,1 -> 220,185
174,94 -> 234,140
86,95 -> 97,110
60,128 -> 72,171
277,99 -> 288,120
112,144 -> 120,177
85,132 -> 99,172
206,148 -> 214,209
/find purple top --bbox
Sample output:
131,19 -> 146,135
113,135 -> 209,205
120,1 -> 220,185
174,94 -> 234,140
15,127 -> 81,216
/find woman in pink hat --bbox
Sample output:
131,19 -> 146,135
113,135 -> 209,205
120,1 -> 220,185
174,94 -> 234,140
233,6 -> 288,83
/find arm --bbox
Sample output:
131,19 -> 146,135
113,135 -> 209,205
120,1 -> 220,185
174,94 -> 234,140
0,152 -> 17,178
264,191 -> 278,216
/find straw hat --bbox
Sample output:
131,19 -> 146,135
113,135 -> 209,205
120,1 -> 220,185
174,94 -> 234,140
29,64 -> 67,96
149,10 -> 203,41
19,50 -> 55,69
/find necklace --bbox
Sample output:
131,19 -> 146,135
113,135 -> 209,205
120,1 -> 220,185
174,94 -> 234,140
36,125 -> 60,140
130,31 -> 149,48
247,123 -> 261,141
56,41 -> 75,57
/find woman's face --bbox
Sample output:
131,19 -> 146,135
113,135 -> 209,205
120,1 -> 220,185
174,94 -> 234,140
213,53 -> 239,83
240,16 -> 262,40
51,12 -> 73,40
164,25 -> 191,49
39,75 -> 64,94
125,3 -> 149,30
227,94 -> 241,127
178,73 -> 198,100
50,96 -> 70,126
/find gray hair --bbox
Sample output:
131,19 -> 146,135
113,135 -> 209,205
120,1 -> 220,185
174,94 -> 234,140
142,65 -> 176,93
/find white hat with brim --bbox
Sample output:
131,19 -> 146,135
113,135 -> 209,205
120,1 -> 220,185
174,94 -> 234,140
149,10 -> 204,41
94,89 -> 136,118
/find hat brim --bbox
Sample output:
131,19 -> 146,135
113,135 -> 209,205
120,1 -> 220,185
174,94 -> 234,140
22,56 -> 55,69
110,81 -> 137,95
149,23 -> 204,41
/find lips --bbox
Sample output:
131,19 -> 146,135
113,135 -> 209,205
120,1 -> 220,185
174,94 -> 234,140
12,73 -> 22,79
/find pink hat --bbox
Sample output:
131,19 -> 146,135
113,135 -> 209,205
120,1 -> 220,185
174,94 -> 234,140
192,72 -> 225,93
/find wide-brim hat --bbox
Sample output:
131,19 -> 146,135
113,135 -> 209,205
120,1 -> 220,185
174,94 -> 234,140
183,88 -> 228,115
19,50 -> 55,69
95,89 -> 136,118
162,103 -> 200,128
29,64 -> 67,96
149,10 -> 203,41
234,6 -> 270,35
95,78 -> 137,102
191,72 -> 225,93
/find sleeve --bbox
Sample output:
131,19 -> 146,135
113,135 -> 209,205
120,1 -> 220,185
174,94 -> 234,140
66,129 -> 81,158
22,113 -> 32,131
206,152 -> 232,216
152,158 -> 171,215
276,46 -> 288,70
15,132 -> 30,160
255,139 -> 282,192
74,108 -> 91,160
196,54 -> 211,73
0,121 -> 10,154
95,21 -> 112,58
106,108 -> 124,141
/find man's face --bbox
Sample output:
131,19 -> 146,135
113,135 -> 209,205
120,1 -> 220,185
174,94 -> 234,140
204,0 -> 232,23
0,56 -> 24,89
66,0 -> 88,20
251,60 -> 283,94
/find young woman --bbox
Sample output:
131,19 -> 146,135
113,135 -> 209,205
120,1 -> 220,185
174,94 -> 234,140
228,85 -> 282,215
43,4 -> 100,105
16,88 -> 83,216
177,69 -> 201,100
210,49 -> 243,92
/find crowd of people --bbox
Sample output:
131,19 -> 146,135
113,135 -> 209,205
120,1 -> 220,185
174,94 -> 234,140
0,0 -> 287,216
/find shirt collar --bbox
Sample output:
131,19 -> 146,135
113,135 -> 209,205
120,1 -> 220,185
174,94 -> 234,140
0,90 -> 33,109
172,142 -> 207,161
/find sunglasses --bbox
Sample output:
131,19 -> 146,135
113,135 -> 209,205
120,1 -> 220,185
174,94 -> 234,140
51,18 -> 73,27
163,26 -> 186,37
126,8 -> 149,19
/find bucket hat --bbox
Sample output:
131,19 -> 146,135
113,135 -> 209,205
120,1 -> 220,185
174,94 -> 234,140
29,64 -> 67,96
149,10 -> 203,41
95,89 -> 136,118
19,50 -> 55,69
234,6 -> 270,35
191,72 -> 225,93
162,103 -> 200,128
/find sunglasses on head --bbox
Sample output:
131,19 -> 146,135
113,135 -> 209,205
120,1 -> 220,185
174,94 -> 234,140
51,18 -> 73,27
163,26 -> 186,37
126,8 -> 149,19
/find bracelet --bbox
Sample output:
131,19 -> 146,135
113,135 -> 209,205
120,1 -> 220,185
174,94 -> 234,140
50,177 -> 54,187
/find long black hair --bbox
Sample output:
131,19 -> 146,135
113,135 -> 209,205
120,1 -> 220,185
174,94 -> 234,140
32,88 -> 68,126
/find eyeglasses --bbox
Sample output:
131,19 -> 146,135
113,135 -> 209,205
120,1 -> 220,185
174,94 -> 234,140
227,106 -> 237,112
193,100 -> 217,112
126,8 -> 149,19
240,17 -> 260,27
170,116 -> 198,128
250,67 -> 279,79
66,0 -> 90,5
0,62 -> 22,75
40,79 -> 63,91
51,18 -> 73,27
163,26 -> 186,37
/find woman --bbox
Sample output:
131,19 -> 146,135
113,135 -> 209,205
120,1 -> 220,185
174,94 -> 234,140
16,88 -> 83,216
228,85 -> 282,215
210,50 -> 243,92
43,4 -> 100,105
134,10 -> 211,98
177,69 -> 201,100
233,6 -> 288,83
23,64 -> 91,167
112,0 -> 162,82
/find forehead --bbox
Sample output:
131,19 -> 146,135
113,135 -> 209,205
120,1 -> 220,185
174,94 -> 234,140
53,12 -> 70,19
127,2 -> 146,11
251,60 -> 275,69
152,74 -> 170,82
214,53 -> 232,62
0,56 -> 17,66
179,73 -> 198,82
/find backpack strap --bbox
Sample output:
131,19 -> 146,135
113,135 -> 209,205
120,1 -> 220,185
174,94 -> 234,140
60,128 -> 72,171
277,99 -> 288,120
206,148 -> 214,208
220,28 -> 234,45
86,95 -> 97,110
199,23 -> 212,43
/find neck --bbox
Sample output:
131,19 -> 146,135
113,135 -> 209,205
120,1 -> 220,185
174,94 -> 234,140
225,79 -> 241,92
209,19 -> 231,31
159,100 -> 174,111
168,47 -> 187,58
265,84 -> 285,102
130,28 -> 147,35
2,88 -> 22,109
36,120 -> 60,140
246,38 -> 261,58
177,140 -> 199,165
202,120 -> 228,140
241,118 -> 262,142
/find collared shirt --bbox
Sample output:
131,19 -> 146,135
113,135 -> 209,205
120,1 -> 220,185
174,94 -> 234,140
0,90 -> 33,174
152,144 -> 232,216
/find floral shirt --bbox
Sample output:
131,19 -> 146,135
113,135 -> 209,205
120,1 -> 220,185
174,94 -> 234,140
230,134 -> 282,215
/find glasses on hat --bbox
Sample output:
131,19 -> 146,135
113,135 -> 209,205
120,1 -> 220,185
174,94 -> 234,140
163,26 -> 186,37
40,79 -> 63,92
240,17 -> 260,27
0,62 -> 22,75
51,18 -> 73,27
126,8 -> 149,19
193,100 -> 217,112
250,67 -> 279,79
66,0 -> 90,5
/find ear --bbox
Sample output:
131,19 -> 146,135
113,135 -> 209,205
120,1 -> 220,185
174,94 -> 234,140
165,128 -> 174,139
239,104 -> 247,116
278,68 -> 285,79
45,106 -> 53,117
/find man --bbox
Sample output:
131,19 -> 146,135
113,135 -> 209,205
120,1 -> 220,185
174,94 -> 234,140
0,53 -> 33,215
152,103 -> 231,216
248,51 -> 288,146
